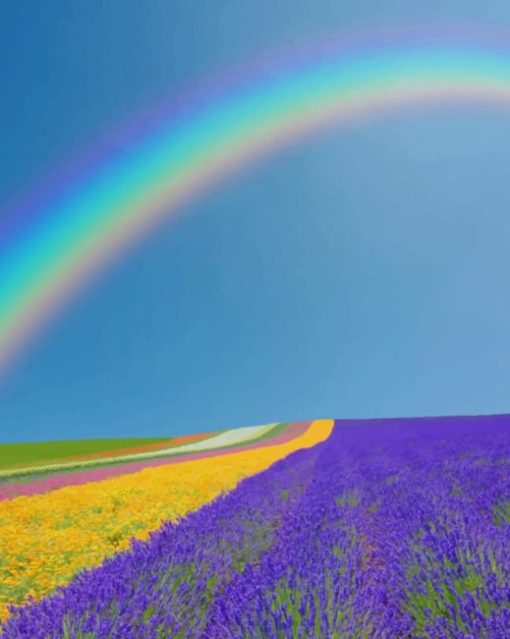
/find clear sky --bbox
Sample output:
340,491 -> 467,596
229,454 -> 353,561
2,1 -> 510,442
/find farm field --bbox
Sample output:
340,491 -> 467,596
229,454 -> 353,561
0,423 -> 289,483
0,422 -> 303,500
1,414 -> 509,637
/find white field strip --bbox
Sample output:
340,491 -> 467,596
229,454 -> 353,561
0,422 -> 279,479
158,423 -> 277,455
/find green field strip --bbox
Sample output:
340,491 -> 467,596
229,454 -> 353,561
0,430 -> 227,481
0,437 -> 172,471
0,432 -> 217,472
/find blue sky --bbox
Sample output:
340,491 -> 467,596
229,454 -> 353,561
2,1 -> 510,442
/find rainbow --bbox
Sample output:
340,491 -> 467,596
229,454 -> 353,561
3,32 -> 510,371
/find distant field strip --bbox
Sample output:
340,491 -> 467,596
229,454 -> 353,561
0,424 -> 279,480
45,432 -> 214,465
157,423 -> 277,454
0,437 -> 173,470
0,419 -> 334,624
0,422 -> 306,499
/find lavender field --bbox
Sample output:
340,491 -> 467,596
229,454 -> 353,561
3,416 -> 510,638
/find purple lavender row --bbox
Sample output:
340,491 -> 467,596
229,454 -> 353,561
1,445 -> 323,639
206,416 -> 510,638
205,422 -> 408,637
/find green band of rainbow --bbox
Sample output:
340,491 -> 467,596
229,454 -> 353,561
2,41 -> 510,370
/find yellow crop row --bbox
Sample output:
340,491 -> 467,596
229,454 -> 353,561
0,419 -> 333,623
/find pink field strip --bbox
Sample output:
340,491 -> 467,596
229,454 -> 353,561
0,422 -> 311,500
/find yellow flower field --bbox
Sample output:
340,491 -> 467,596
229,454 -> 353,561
0,419 -> 333,623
